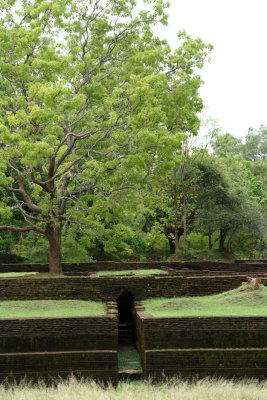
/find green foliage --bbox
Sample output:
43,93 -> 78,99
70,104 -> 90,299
13,232 -> 49,263
207,131 -> 267,256
1,1 -> 265,263
242,125 -> 267,161
0,252 -> 24,263
0,0 -> 211,268
167,244 -> 198,261
211,133 -> 243,157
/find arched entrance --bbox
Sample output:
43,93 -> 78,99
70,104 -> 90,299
117,289 -> 134,346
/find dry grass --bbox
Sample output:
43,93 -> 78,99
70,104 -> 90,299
0,376 -> 266,400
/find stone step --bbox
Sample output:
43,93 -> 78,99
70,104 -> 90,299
118,369 -> 143,380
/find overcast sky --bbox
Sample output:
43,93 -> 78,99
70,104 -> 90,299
154,0 -> 267,139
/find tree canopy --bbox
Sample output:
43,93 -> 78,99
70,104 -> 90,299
0,0 -> 212,272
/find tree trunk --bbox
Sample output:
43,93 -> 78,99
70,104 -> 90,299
208,231 -> 212,250
182,194 -> 187,246
168,236 -> 175,254
172,182 -> 179,254
219,229 -> 227,251
46,226 -> 63,275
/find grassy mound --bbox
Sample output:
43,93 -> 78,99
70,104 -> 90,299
142,283 -> 267,317
97,269 -> 167,277
0,300 -> 106,318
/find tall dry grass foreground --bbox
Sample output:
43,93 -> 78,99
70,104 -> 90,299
0,377 -> 266,400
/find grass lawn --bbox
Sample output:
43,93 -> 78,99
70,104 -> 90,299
97,269 -> 167,277
0,272 -> 38,278
118,347 -> 142,371
0,300 -> 106,318
0,377 -> 266,400
142,283 -> 267,317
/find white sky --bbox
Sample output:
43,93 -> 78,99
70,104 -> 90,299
154,0 -> 267,138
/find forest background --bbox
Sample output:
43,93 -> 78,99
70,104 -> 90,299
0,0 -> 266,272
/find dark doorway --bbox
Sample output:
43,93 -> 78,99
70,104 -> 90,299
117,290 -> 133,323
117,290 -> 134,346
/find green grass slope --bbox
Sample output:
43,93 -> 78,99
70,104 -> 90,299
97,269 -> 167,277
142,283 -> 267,317
0,272 -> 38,278
0,300 -> 106,318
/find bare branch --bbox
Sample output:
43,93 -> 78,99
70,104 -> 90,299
0,185 -> 21,194
57,177 -> 71,217
13,196 -> 47,223
94,185 -> 133,197
8,160 -> 43,213
54,139 -> 76,172
0,225 -> 46,235
70,179 -> 97,196
74,23 -> 133,94
2,106 -> 16,114
44,128 -> 112,185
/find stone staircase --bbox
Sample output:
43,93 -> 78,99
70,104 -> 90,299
118,322 -> 134,346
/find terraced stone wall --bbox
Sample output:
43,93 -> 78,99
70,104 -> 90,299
0,302 -> 118,384
0,302 -> 117,353
0,351 -> 118,384
143,349 -> 267,379
0,275 -> 266,302
0,261 -> 266,274
133,306 -> 267,379
135,312 -> 267,349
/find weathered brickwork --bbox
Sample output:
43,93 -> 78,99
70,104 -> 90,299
0,316 -> 117,352
0,350 -> 118,384
0,275 -> 266,301
137,315 -> 267,349
0,260 -> 266,273
0,302 -> 118,384
144,349 -> 267,379
134,308 -> 267,380
0,261 -> 266,381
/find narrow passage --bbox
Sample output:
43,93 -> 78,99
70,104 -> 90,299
117,290 -> 142,379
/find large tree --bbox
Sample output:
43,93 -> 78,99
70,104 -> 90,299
0,0 -> 211,273
208,132 -> 267,254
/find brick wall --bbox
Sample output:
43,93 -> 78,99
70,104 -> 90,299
0,260 -> 266,381
144,349 -> 267,379
0,302 -> 119,384
0,275 -> 266,301
137,315 -> 267,349
0,315 -> 118,353
0,261 -> 266,273
0,350 -> 118,384
134,307 -> 267,379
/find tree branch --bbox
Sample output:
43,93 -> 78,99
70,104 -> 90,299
8,160 -> 43,213
70,179 -> 97,196
0,225 -> 46,235
13,197 -> 47,223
